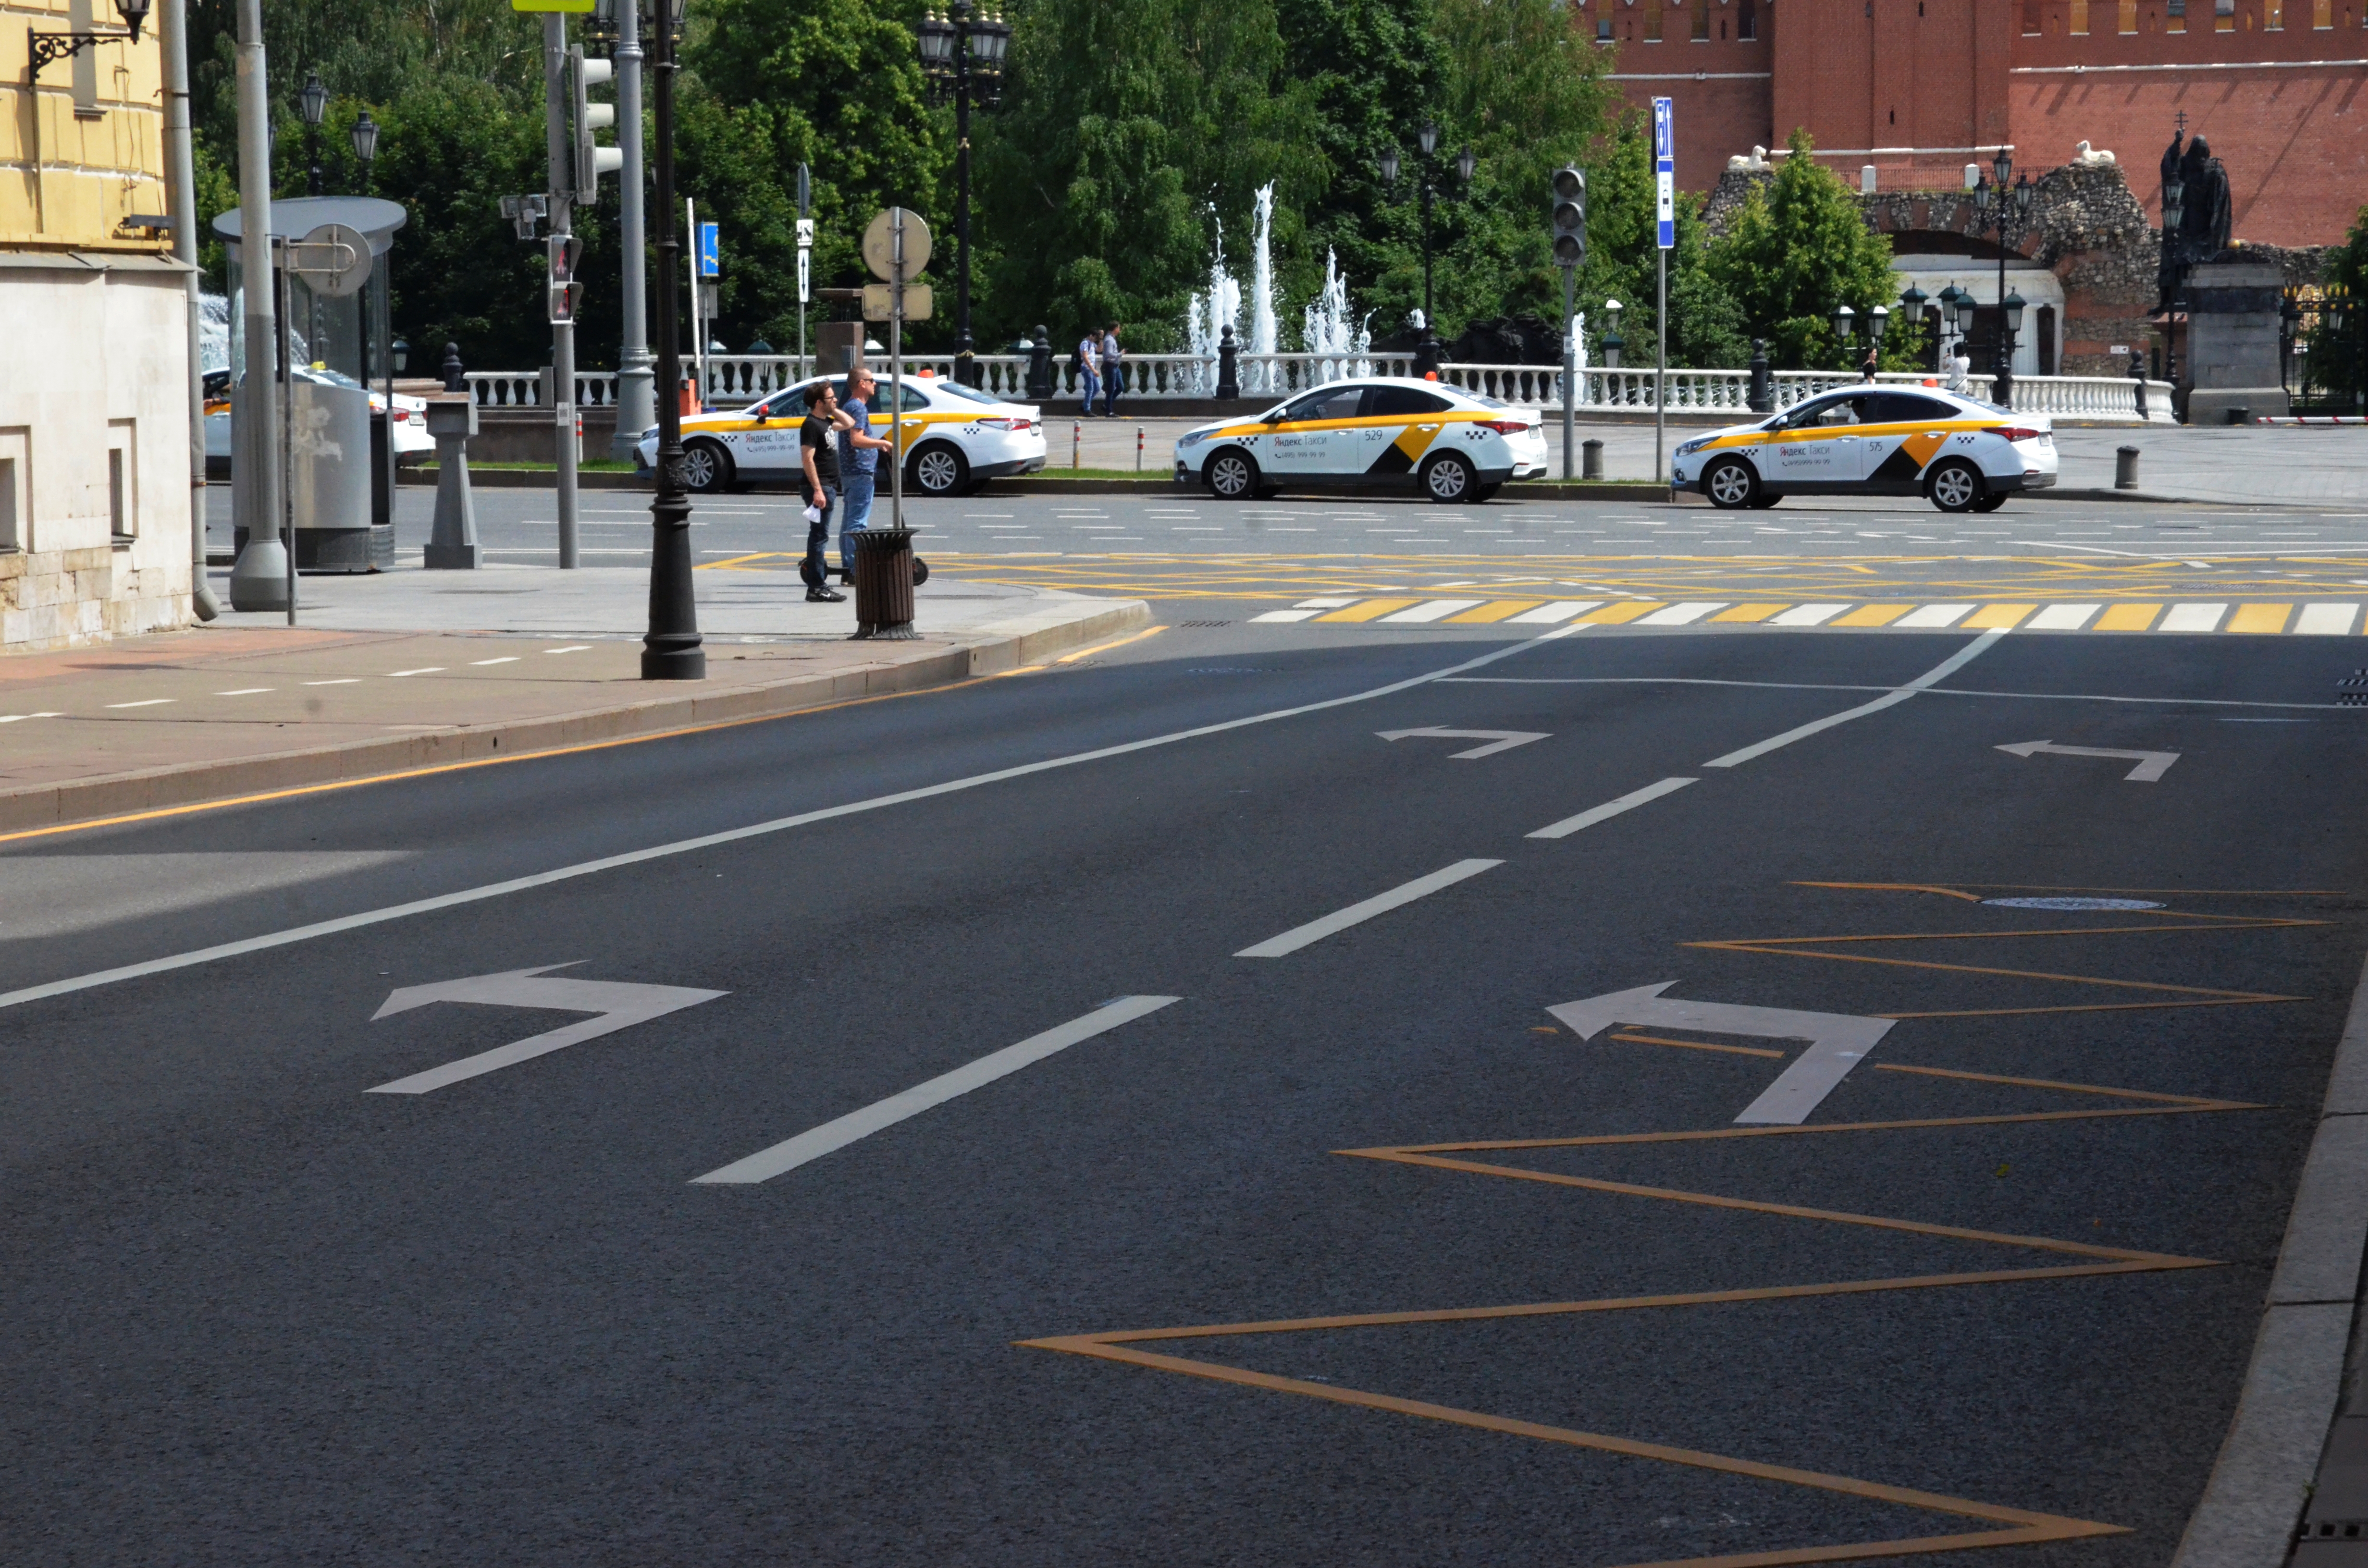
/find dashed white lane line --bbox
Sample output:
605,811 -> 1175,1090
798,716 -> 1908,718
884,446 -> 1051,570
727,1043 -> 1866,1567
1528,777 -> 1699,841
1702,628 -> 2010,770
0,712 -> 63,723
302,679 -> 361,687
691,995 -> 1183,1185
388,668 -> 444,677
215,688 -> 273,696
1235,858 -> 1504,959
105,698 -> 174,709
545,645 -> 593,654
469,657 -> 522,667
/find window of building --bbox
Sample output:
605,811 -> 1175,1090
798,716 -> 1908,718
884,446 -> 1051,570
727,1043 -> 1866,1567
1598,13 -> 1615,37
0,437 -> 21,553
2266,0 -> 2282,24
1738,0 -> 1756,36
2216,0 -> 2234,31
68,0 -> 102,119
1645,1 -> 1662,39
2121,0 -> 2138,26
1693,0 -> 1711,37
2070,0 -> 2090,31
2023,0 -> 2042,29
2168,0 -> 2185,29
107,423 -> 135,542
2314,0 -> 2331,25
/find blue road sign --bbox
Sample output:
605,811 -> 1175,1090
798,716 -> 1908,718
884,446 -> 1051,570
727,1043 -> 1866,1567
697,222 -> 720,279
1653,98 -> 1675,251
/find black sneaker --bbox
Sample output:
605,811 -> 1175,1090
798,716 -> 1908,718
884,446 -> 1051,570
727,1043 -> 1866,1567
806,585 -> 846,603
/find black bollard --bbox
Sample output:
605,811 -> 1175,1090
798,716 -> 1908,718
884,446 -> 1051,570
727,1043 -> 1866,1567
1747,339 -> 1773,415
440,341 -> 466,394
1216,324 -> 1239,402
1028,325 -> 1053,402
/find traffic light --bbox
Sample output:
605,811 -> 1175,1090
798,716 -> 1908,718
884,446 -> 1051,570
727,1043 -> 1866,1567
570,46 -> 623,196
1551,166 -> 1587,269
547,233 -> 584,324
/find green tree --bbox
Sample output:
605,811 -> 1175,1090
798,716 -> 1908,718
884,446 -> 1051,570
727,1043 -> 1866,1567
2304,206 -> 2368,408
1706,128 -> 1904,369
1560,111 -> 1745,370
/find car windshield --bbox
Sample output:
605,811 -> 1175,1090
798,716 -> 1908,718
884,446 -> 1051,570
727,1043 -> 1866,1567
930,381 -> 1004,405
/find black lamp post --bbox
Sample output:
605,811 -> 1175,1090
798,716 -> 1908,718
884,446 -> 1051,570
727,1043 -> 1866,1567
1972,151 -> 2034,405
1381,122 -> 1473,374
299,71 -> 328,197
918,5 -> 1010,388
644,0 -> 703,681
349,110 -> 378,193
27,0 -> 147,77
1898,282 -> 1927,367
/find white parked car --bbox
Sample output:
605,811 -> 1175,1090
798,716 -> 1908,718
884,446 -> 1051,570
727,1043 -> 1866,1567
635,373 -> 1047,496
202,367 -> 432,467
1172,378 -> 1550,502
1671,385 -> 2058,512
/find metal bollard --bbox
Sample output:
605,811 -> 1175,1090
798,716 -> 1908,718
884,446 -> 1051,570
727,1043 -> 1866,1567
423,398 -> 481,568
2115,445 -> 2139,490
1582,438 -> 1604,481
1073,420 -> 1080,470
1135,426 -> 1144,472
850,527 -> 918,640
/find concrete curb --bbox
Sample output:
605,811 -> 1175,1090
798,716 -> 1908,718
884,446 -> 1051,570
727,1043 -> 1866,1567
0,600 -> 1149,836
2171,948 -> 2368,1568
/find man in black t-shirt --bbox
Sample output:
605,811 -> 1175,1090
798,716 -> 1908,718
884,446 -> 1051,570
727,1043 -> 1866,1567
799,380 -> 847,602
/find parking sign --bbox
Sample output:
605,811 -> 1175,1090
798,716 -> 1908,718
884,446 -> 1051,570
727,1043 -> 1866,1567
697,222 -> 720,280
1653,98 -> 1675,250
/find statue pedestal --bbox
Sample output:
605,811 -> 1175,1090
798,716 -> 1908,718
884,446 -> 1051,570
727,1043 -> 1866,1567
2182,259 -> 2289,424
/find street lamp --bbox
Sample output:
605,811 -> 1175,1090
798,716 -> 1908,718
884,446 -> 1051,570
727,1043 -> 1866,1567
644,0 -> 704,681
27,0 -> 148,75
392,338 -> 408,374
1602,297 -> 1623,368
1970,149 -> 2030,405
349,110 -> 377,192
1381,120 -> 1470,373
299,71 -> 328,196
918,4 -> 1011,387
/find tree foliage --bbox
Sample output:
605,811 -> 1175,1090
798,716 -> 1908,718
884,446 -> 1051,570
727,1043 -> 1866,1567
2304,205 -> 2368,406
1705,128 -> 1907,370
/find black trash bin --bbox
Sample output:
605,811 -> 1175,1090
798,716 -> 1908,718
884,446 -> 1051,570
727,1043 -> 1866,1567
851,527 -> 918,640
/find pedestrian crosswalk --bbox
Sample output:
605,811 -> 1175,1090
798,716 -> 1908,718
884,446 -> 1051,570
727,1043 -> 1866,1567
1247,598 -> 2368,635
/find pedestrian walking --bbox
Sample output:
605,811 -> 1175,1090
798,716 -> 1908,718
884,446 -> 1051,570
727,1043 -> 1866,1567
1859,343 -> 1879,382
1074,326 -> 1101,418
1943,342 -> 1972,393
1100,323 -> 1124,417
835,365 -> 894,582
800,379 -> 848,602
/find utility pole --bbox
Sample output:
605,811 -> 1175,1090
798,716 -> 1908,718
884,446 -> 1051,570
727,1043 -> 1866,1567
1652,96 -> 1674,487
224,0 -> 284,612
542,13 -> 580,568
797,163 -> 811,380
161,0 -> 217,618
610,0 -> 652,462
1550,166 -> 1586,482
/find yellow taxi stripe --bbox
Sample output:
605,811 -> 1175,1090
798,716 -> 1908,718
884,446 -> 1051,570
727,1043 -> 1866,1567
1710,604 -> 1788,623
1317,598 -> 1424,623
1444,600 -> 1545,624
2092,603 -> 2160,631
2226,603 -> 2292,635
1831,604 -> 1915,627
1579,601 -> 1667,624
1961,604 -> 2035,629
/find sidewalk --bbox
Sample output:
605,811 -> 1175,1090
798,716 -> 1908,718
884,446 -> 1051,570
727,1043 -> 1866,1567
0,566 -> 1147,836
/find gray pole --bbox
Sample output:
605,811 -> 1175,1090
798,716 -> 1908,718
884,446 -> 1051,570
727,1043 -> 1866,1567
1654,247 -> 1667,485
889,208 -> 905,533
609,0 -> 653,461
1559,266 -> 1577,481
223,0 -> 284,612
544,13 -> 580,568
160,0 -> 219,620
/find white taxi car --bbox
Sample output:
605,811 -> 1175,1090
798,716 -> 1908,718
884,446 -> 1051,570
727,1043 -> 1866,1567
203,367 -> 432,474
1670,385 -> 2057,512
1173,378 -> 1549,502
636,372 -> 1046,496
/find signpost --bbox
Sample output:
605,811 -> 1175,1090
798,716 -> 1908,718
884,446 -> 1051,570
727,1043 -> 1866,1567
1653,96 -> 1674,488
796,162 -> 812,377
863,207 -> 932,535
689,211 -> 718,401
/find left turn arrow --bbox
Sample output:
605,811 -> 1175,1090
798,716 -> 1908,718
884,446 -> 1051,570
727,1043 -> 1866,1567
1377,726 -> 1551,760
366,964 -> 728,1094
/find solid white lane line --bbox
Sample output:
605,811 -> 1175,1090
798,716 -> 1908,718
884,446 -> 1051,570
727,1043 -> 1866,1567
1701,629 -> 2010,770
1771,603 -> 1850,626
388,668 -> 444,677
105,699 -> 174,709
1506,601 -> 1603,624
691,995 -> 1182,1185
1234,859 -> 1503,959
2161,602 -> 2228,632
2026,603 -> 2101,631
1637,602 -> 1727,626
1381,600 -> 1485,623
1527,777 -> 1698,840
1894,604 -> 1973,628
0,629 -> 1593,1017
2296,603 -> 2360,636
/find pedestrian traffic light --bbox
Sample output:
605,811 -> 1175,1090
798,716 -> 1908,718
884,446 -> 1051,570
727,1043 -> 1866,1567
1552,166 -> 1587,269
570,46 -> 623,195
547,233 -> 584,323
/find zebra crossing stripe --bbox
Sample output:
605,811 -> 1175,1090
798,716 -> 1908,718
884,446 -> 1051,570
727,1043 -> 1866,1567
1252,598 -> 2367,634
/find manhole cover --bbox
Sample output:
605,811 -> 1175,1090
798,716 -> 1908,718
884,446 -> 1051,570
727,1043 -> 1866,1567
1983,897 -> 2164,911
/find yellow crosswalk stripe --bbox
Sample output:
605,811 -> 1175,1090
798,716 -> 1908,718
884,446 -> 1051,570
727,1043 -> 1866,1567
1831,604 -> 1914,627
1316,598 -> 1423,622
1710,604 -> 1788,623
2226,602 -> 2293,635
2092,603 -> 2160,631
1579,602 -> 1667,624
1962,603 -> 2035,629
1445,600 -> 1546,624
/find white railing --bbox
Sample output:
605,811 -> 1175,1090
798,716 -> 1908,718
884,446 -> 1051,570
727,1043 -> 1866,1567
469,356 -> 2175,423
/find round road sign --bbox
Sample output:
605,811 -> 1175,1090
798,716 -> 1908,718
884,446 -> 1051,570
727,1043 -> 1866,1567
861,208 -> 932,282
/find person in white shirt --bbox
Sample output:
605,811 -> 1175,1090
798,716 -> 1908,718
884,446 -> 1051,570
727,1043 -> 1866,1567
1075,330 -> 1101,417
1943,343 -> 1972,392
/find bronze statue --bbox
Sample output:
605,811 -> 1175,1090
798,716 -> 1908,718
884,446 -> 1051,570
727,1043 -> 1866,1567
2158,128 -> 2233,311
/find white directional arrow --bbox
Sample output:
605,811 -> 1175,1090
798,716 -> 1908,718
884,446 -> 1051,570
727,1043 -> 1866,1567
1377,726 -> 1551,760
367,964 -> 728,1094
1995,739 -> 2178,783
1546,981 -> 1897,1125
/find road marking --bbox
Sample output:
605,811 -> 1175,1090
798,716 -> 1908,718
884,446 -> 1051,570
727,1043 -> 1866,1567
104,698 -> 173,709
302,678 -> 361,687
214,688 -> 273,696
1702,629 -> 2009,770
1711,603 -> 1787,623
2226,602 -> 2293,635
0,712 -> 64,723
1546,981 -> 1897,1124
1638,602 -> 1727,626
1250,609 -> 1320,622
1446,600 -> 1544,624
1996,739 -> 2179,783
2093,603 -> 2159,632
1295,597 -> 1359,608
0,630 -> 1589,1015
1381,600 -> 1485,623
1527,776 -> 1697,840
1235,859 -> 1503,959
1053,625 -> 1168,663
2296,603 -> 2361,635
469,657 -> 521,667
366,964 -> 728,1094
1377,726 -> 1550,760
1831,604 -> 1913,627
1580,601 -> 1666,624
1772,603 -> 1849,625
1507,600 -> 1601,624
1963,603 -> 2035,629
692,995 -> 1182,1184
546,644 -> 593,654
387,668 -> 445,677
2161,602 -> 2228,632
2026,603 -> 2101,631
1318,598 -> 1422,622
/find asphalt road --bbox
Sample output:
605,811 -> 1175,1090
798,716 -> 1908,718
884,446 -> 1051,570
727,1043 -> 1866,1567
5,607 -> 2366,1565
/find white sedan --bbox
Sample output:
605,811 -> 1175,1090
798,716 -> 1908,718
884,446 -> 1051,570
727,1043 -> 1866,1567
1671,386 -> 2058,512
637,373 -> 1047,496
1172,378 -> 1549,502
203,368 -> 432,469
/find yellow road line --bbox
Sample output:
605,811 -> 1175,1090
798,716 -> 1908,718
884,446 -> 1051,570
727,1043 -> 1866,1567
2227,602 -> 2293,634
1443,600 -> 1544,624
1054,625 -> 1168,663
1710,604 -> 1788,623
1316,598 -> 1422,622
696,551 -> 788,571
1961,603 -> 2035,629
1579,601 -> 1666,624
2090,602 -> 2160,631
1831,604 -> 1914,627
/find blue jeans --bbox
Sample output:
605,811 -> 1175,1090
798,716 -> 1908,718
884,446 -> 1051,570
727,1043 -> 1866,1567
801,483 -> 835,587
1078,368 -> 1099,415
838,470 -> 876,573
1102,364 -> 1122,416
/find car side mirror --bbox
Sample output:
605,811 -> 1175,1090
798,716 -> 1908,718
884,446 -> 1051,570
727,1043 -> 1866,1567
1262,409 -> 1285,424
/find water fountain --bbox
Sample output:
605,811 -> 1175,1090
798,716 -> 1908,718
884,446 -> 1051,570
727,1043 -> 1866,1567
1247,184 -> 1277,390
1185,184 -> 1281,394
1300,248 -> 1369,384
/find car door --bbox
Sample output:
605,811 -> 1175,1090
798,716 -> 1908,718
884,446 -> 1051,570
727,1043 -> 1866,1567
883,382 -> 934,464
1361,384 -> 1456,478
1856,392 -> 1961,489
1255,385 -> 1361,479
732,385 -> 807,477
1766,393 -> 1869,489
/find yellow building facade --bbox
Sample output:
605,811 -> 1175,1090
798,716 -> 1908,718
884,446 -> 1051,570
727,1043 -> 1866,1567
1,0 -> 195,650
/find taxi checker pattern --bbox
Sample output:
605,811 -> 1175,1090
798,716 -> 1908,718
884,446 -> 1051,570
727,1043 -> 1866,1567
634,374 -> 1048,497
1247,597 -> 2368,634
1670,386 -> 2058,514
1173,379 -> 1551,504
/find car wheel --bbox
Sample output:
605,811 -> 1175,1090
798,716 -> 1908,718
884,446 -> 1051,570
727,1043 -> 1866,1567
1703,457 -> 1758,510
1972,492 -> 2009,513
1468,481 -> 1502,504
1926,458 -> 1984,513
1422,451 -> 1474,503
679,439 -> 733,494
1747,493 -> 1782,509
1204,448 -> 1259,500
909,441 -> 969,497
